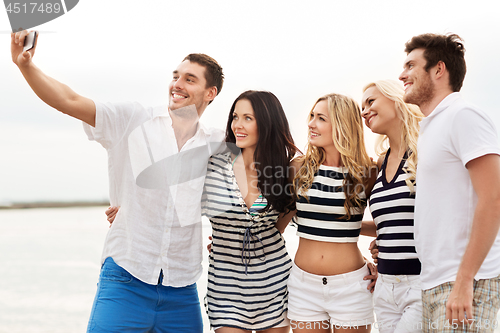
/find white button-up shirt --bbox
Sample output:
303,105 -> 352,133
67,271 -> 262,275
83,101 -> 224,287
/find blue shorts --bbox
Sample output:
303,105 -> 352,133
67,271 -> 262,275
87,257 -> 203,333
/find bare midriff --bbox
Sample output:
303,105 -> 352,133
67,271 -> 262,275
294,238 -> 365,276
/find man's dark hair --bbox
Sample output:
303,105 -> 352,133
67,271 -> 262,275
183,54 -> 224,100
404,33 -> 466,92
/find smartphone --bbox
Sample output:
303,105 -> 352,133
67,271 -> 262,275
23,31 -> 38,52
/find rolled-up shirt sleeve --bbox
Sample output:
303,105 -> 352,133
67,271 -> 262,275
83,101 -> 145,149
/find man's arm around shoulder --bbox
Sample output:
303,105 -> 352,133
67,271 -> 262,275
11,30 -> 96,126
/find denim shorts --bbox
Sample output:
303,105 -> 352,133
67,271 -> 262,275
87,257 -> 203,333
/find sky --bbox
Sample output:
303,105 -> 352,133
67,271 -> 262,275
1,0 -> 499,203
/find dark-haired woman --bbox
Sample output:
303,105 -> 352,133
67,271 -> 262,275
202,90 -> 298,333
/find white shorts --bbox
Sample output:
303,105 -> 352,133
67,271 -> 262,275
287,262 -> 374,327
373,274 -> 422,333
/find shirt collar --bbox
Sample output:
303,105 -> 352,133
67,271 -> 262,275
427,92 -> 462,119
420,92 -> 462,127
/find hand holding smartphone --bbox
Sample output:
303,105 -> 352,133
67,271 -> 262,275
23,31 -> 38,52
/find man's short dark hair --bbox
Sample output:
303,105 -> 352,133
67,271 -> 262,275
183,54 -> 224,99
404,33 -> 466,92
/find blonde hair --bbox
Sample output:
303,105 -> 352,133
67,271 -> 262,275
362,80 -> 423,193
294,93 -> 374,219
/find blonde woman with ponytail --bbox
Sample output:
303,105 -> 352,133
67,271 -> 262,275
361,80 -> 424,333
286,93 -> 377,333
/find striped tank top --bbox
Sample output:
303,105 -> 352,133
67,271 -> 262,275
369,149 -> 421,275
296,165 -> 366,242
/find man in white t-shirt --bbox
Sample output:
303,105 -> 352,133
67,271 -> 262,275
11,30 -> 225,332
399,33 -> 500,332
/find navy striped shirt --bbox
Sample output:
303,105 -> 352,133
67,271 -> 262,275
369,149 -> 421,275
296,165 -> 365,243
202,153 -> 291,330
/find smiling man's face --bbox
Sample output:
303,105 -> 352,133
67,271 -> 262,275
168,60 -> 212,114
399,48 -> 435,108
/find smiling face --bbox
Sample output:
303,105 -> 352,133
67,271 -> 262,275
399,48 -> 435,107
168,60 -> 215,115
231,99 -> 259,150
361,86 -> 399,135
308,100 -> 335,149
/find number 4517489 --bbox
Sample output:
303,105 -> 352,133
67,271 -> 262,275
6,2 -> 62,14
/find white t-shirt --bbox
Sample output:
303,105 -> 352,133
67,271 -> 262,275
414,92 -> 500,290
83,101 -> 224,287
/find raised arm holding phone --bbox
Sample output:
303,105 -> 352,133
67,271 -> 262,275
11,30 -> 226,333
11,30 -> 96,126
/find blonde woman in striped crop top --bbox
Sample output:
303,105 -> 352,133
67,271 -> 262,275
360,80 -> 424,332
285,94 -> 378,333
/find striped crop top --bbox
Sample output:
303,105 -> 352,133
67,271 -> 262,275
296,165 -> 366,243
369,149 -> 421,275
